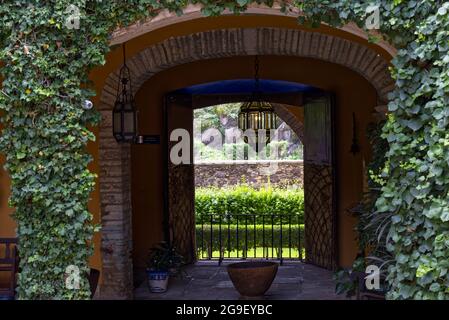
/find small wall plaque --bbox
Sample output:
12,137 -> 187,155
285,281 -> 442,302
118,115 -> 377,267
135,135 -> 160,145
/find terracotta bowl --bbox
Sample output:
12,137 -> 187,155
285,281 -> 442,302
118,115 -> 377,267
227,261 -> 278,297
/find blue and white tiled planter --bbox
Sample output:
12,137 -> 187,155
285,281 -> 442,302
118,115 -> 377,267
146,270 -> 169,293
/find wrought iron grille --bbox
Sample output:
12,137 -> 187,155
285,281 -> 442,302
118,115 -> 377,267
196,213 -> 304,264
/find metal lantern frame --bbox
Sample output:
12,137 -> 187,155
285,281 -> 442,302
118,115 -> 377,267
113,43 -> 138,143
238,56 -> 278,146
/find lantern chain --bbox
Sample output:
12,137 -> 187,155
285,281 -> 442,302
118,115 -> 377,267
254,55 -> 260,92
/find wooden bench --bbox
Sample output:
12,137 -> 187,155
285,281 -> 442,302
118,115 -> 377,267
0,238 -> 19,300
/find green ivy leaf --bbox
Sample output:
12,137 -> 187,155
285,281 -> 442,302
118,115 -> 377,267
429,283 -> 441,292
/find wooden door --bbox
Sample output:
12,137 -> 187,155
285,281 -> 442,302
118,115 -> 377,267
164,94 -> 196,263
303,93 -> 337,270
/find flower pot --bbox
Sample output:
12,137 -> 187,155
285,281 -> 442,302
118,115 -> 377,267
147,270 -> 169,293
227,261 -> 278,297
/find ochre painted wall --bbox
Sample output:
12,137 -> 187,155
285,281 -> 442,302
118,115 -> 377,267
0,153 -> 14,238
0,14 -> 390,282
131,55 -> 377,268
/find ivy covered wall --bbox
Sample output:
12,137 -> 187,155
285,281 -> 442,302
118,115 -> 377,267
0,0 -> 448,299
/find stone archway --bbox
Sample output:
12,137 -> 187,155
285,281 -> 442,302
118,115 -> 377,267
97,27 -> 394,299
273,104 -> 304,142
109,3 -> 397,58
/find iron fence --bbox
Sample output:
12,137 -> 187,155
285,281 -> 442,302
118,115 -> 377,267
196,213 -> 304,264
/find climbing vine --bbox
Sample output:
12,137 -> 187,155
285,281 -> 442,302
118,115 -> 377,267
0,0 -> 448,299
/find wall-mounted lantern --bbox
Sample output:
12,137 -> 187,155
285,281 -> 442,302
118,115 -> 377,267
113,43 -> 137,143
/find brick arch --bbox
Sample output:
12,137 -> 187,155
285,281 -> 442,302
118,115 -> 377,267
97,27 -> 394,299
110,3 -> 397,58
101,28 -> 394,106
273,104 -> 304,142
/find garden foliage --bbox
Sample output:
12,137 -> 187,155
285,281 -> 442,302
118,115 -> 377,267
195,185 -> 304,224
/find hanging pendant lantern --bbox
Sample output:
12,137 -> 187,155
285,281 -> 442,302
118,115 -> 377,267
113,43 -> 138,143
238,56 -> 278,145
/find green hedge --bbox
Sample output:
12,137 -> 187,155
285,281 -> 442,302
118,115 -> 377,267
195,185 -> 304,224
195,224 -> 304,257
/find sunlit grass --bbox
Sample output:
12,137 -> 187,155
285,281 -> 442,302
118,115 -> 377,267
197,247 -> 305,260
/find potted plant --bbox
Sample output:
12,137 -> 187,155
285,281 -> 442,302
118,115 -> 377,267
145,241 -> 184,293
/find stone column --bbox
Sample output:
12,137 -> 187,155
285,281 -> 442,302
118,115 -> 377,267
97,109 -> 134,299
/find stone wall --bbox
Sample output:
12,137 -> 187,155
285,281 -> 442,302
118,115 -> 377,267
194,160 -> 304,188
98,110 -> 134,299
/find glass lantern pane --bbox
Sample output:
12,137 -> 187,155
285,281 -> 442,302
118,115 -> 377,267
238,113 -> 246,131
124,101 -> 134,111
249,112 -> 257,130
267,113 -> 272,129
260,112 -> 265,129
113,111 -> 122,133
266,114 -> 271,129
123,111 -> 135,134
267,113 -> 275,130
